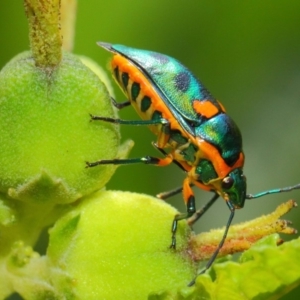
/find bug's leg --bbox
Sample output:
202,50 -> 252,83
246,183 -> 300,200
188,201 -> 235,286
155,119 -> 171,148
157,186 -> 183,200
170,178 -> 196,249
153,142 -> 187,172
187,192 -> 219,226
87,116 -> 172,166
110,97 -> 131,109
90,114 -> 169,126
154,143 -> 195,200
86,155 -> 173,168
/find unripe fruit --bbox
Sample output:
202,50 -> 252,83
47,190 -> 195,299
0,51 -> 120,205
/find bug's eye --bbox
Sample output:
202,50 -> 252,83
222,176 -> 234,190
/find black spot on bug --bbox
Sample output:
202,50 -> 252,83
152,110 -> 162,121
141,96 -> 152,112
121,72 -> 129,88
114,67 -> 119,82
131,82 -> 140,101
174,72 -> 191,92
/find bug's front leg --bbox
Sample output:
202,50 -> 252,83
187,192 -> 219,226
110,96 -> 131,110
86,154 -> 173,168
170,177 -> 196,249
89,113 -> 169,127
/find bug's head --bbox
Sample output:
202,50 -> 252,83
220,168 -> 246,208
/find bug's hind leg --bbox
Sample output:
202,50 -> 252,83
187,192 -> 219,226
170,178 -> 196,249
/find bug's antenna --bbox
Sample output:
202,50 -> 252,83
246,183 -> 300,200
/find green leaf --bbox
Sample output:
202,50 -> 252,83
183,235 -> 300,300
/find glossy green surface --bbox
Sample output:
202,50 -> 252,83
109,43 -> 221,123
196,113 -> 242,166
104,43 -> 224,137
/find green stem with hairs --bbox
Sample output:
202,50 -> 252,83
23,0 -> 62,68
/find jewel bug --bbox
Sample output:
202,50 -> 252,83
87,42 -> 300,283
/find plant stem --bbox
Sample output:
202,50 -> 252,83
23,0 -> 62,68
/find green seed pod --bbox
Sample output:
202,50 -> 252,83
0,51 -> 121,205
47,191 -> 195,299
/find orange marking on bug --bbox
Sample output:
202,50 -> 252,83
183,177 -> 194,204
192,100 -> 219,118
195,139 -> 244,179
157,155 -> 173,167
174,159 -> 192,173
192,180 -> 213,192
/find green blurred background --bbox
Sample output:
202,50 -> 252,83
1,1 -> 300,299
